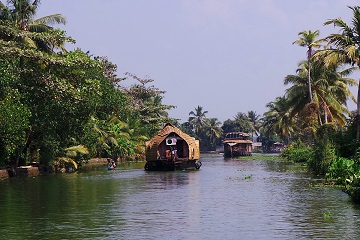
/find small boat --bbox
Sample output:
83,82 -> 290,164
107,165 -> 116,171
223,132 -> 253,157
107,158 -> 116,170
144,123 -> 201,171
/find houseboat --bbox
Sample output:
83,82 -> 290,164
144,123 -> 201,171
223,132 -> 253,157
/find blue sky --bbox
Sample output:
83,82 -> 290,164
37,0 -> 358,122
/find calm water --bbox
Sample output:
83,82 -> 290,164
1,154 -> 360,240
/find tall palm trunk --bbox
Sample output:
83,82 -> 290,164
357,79 -> 360,141
307,48 -> 313,102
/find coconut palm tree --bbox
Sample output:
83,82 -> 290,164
0,0 -> 67,52
189,106 -> 208,136
204,118 -> 223,148
247,111 -> 261,140
262,96 -> 294,142
1,0 -> 66,30
311,60 -> 357,125
55,145 -> 89,171
285,60 -> 357,126
293,30 -> 324,102
320,6 -> 360,139
233,112 -> 253,134
88,115 -> 147,160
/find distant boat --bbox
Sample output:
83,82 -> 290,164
223,132 -> 253,157
107,158 -> 116,170
144,123 -> 202,171
107,165 -> 116,171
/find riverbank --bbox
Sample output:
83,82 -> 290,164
232,153 -> 282,161
0,158 -> 146,180
0,165 -> 43,179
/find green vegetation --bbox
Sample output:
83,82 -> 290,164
258,6 -> 360,204
2,1 -> 360,204
281,141 -> 313,163
0,0 -> 174,169
233,154 -> 282,161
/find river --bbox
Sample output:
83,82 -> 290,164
0,154 -> 359,240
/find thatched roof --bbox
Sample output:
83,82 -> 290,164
145,123 -> 200,161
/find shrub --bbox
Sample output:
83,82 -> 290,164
280,140 -> 313,163
309,140 -> 336,175
326,157 -> 354,184
345,174 -> 360,203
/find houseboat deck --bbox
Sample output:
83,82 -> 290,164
145,123 -> 201,171
223,132 -> 253,157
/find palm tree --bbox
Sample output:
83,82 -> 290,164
88,115 -> 147,160
55,145 -> 89,171
317,6 -> 360,139
0,0 -> 67,52
284,60 -> 356,126
233,112 -> 253,133
283,63 -> 309,118
247,111 -> 261,141
262,96 -> 294,142
293,30 -> 324,102
1,0 -> 66,29
311,60 -> 357,126
204,118 -> 223,148
188,106 -> 208,136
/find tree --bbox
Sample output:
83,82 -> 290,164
0,87 -> 31,166
293,30 -> 324,102
284,59 -> 356,127
262,96 -> 294,143
203,118 -> 223,150
0,0 -> 68,52
188,106 -> 208,136
247,111 -> 261,140
122,72 -> 175,137
222,112 -> 252,135
233,112 -> 253,134
311,60 -> 356,126
320,6 -> 360,140
0,35 -> 128,166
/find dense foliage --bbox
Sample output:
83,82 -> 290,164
3,1 -> 360,204
268,6 -> 360,203
0,1 -> 174,169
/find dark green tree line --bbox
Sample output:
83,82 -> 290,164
0,1 -> 174,168
263,6 -> 360,203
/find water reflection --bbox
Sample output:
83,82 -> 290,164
0,155 -> 360,239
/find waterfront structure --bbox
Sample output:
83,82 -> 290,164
223,132 -> 253,157
145,123 -> 201,171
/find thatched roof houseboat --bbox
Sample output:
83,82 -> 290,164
145,123 -> 201,171
223,132 -> 253,157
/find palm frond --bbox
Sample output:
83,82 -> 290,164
65,145 -> 89,155
33,14 -> 66,26
28,23 -> 50,32
56,157 -> 78,170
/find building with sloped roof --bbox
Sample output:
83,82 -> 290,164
223,132 -> 252,157
145,123 -> 201,171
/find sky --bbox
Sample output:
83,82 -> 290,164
37,0 -> 359,123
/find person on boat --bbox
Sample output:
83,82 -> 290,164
107,158 -> 116,170
111,160 -> 116,168
171,148 -> 177,158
